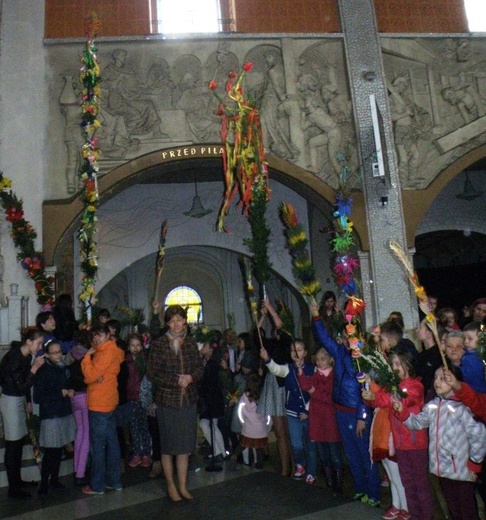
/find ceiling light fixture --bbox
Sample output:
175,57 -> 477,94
456,171 -> 483,201
184,176 -> 212,218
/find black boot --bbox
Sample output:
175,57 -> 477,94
39,448 -> 52,496
49,448 -> 65,489
324,467 -> 333,490
6,439 -> 30,499
332,469 -> 343,495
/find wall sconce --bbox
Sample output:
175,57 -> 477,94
380,196 -> 388,207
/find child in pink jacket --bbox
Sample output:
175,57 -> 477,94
234,374 -> 271,469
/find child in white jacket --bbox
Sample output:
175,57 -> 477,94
394,366 -> 486,520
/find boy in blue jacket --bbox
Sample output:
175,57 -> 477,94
311,303 -> 381,506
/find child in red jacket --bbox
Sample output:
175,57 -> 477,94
298,347 -> 344,493
362,348 -> 434,520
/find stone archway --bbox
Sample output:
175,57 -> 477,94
44,145 -> 339,333
43,144 -> 340,268
402,143 -> 486,247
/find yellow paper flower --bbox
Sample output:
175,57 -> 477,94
300,280 -> 321,296
288,231 -> 306,247
294,258 -> 311,270
414,285 -> 427,301
0,176 -> 12,190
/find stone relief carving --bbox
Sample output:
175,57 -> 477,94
172,54 -> 221,142
205,41 -> 239,99
57,40 -> 354,194
295,43 -> 358,189
59,75 -> 84,194
254,47 -> 300,161
144,59 -> 175,111
383,37 -> 486,189
55,38 -> 486,196
387,74 -> 432,187
103,49 -> 167,139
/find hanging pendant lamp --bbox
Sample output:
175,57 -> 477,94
184,177 -> 212,218
456,171 -> 483,201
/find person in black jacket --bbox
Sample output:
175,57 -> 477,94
33,340 -> 76,496
0,328 -> 45,498
198,341 -> 227,462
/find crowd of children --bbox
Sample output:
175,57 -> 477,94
0,293 -> 485,520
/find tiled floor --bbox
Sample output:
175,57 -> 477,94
0,443 -> 467,520
0,447 -> 389,520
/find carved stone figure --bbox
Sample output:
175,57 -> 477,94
258,49 -> 300,160
301,93 -> 342,176
442,86 -> 479,124
59,75 -> 84,193
144,60 -> 175,111
388,75 -> 432,186
97,110 -> 140,160
103,49 -> 167,138
173,70 -> 220,142
320,85 -> 358,179
60,70 -> 140,195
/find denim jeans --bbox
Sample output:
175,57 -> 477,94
287,414 -> 317,476
89,410 -> 122,492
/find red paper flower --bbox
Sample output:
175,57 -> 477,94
345,297 -> 366,316
208,80 -> 218,91
229,70 -> 237,79
5,207 -> 24,222
243,62 -> 253,72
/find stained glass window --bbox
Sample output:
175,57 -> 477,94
165,286 -> 203,324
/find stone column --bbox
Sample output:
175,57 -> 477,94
337,0 -> 418,329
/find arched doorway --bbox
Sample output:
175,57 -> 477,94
413,161 -> 486,315
45,146 -> 341,338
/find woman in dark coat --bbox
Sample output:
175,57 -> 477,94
147,305 -> 204,503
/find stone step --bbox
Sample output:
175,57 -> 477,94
0,438 -> 73,488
